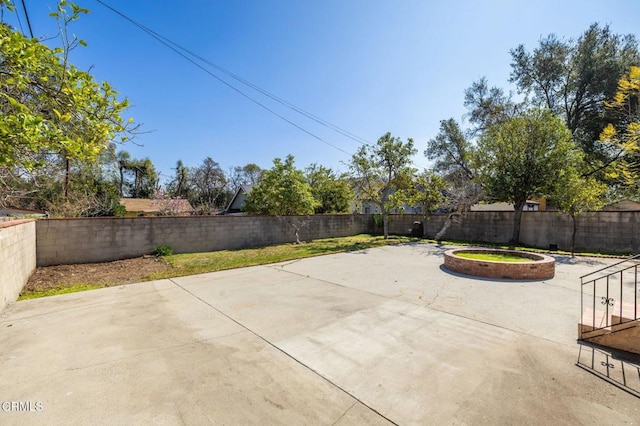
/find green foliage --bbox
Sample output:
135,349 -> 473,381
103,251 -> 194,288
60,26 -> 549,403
243,155 -> 317,215
119,155 -> 158,199
552,168 -> 606,254
112,203 -> 126,217
229,163 -> 262,189
463,78 -> 516,134
350,132 -> 417,238
509,23 -> 640,176
153,234 -> 417,279
189,156 -> 229,213
0,3 -> 136,214
477,109 -> 579,243
599,66 -> 640,186
407,170 -> 446,215
305,164 -> 353,213
425,119 -> 475,179
553,172 -> 606,218
0,0 -> 15,13
19,283 -> 103,300
153,244 -> 173,257
424,119 -> 482,241
166,160 -> 191,200
0,14 -> 133,170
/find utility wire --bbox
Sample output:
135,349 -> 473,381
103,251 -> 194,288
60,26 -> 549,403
148,34 -> 371,147
122,19 -> 371,147
94,1 -> 433,170
95,0 -> 355,156
13,5 -> 25,36
19,0 -> 33,38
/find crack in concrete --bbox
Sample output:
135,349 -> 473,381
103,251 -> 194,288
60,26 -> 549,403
168,277 -> 399,425
424,281 -> 446,307
271,258 -> 303,269
331,401 -> 357,425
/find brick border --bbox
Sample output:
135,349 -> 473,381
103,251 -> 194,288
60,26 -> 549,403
443,249 -> 555,280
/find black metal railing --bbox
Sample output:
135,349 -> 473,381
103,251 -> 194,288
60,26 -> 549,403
577,344 -> 640,398
580,254 -> 640,338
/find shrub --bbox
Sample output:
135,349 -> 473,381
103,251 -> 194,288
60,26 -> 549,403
153,244 -> 173,257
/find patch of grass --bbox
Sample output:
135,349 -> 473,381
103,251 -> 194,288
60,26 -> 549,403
18,283 -> 104,300
20,234 -> 418,300
454,252 -> 530,262
150,234 -> 419,279
424,238 -> 629,258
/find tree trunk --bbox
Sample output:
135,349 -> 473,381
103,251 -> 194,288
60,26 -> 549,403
64,156 -> 70,200
571,214 -> 577,256
118,166 -> 124,197
435,212 -> 460,241
510,201 -> 525,245
291,221 -> 301,244
383,212 -> 389,239
133,169 -> 140,198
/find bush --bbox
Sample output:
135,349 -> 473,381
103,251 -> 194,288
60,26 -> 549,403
153,244 -> 173,257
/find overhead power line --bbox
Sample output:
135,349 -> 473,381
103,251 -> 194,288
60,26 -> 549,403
95,0 -> 363,156
94,1 -> 433,171
19,0 -> 33,38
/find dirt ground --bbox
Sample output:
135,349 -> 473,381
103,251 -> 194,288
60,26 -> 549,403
24,256 -> 173,292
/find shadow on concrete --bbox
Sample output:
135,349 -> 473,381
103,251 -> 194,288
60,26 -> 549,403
550,255 -> 610,267
576,341 -> 640,399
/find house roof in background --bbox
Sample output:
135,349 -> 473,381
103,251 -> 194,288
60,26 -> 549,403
602,199 -> 640,211
225,185 -> 253,213
470,200 -> 539,212
0,206 -> 48,217
120,198 -> 193,214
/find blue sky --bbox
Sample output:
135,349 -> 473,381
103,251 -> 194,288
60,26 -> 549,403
6,0 -> 640,183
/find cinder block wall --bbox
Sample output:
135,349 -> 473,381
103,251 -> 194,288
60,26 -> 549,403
520,211 -> 640,253
392,211 -> 640,253
0,220 -> 36,311
31,210 -> 640,266
36,214 -> 373,266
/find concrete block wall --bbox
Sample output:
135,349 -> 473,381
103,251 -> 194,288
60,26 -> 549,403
0,219 -> 36,311
36,214 -> 372,266
29,210 -> 640,266
394,211 -> 640,254
520,211 -> 640,253
385,212 -> 513,242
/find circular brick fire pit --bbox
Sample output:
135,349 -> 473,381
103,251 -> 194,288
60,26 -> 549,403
443,248 -> 555,280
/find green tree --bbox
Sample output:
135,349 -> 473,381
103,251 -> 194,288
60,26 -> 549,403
463,78 -> 517,135
0,2 -> 135,210
424,119 -> 483,239
229,163 -> 262,190
166,159 -> 191,199
243,155 -> 317,215
477,109 -> 579,244
190,157 -> 228,213
305,164 -> 353,214
116,151 -> 132,197
425,119 -> 475,179
0,3 -> 133,171
127,157 -> 158,198
406,170 -> 445,216
552,169 -> 606,255
349,132 -> 417,239
510,23 -> 639,175
599,65 -> 640,186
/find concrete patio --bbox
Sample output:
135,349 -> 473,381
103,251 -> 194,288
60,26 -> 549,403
1,243 -> 639,424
